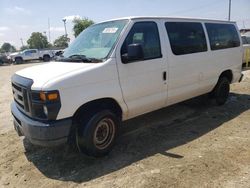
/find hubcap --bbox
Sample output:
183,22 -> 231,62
93,118 -> 115,150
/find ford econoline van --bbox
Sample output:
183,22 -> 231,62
11,17 -> 243,157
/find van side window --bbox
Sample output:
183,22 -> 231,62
165,22 -> 207,55
205,23 -> 240,50
121,22 -> 162,62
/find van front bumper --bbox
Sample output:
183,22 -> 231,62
11,102 -> 72,147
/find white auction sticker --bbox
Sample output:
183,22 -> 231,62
102,27 -> 118,33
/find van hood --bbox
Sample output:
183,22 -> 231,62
10,52 -> 20,57
15,61 -> 94,90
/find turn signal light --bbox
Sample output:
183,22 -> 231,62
47,93 -> 58,101
40,91 -> 59,101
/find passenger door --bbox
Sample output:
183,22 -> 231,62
31,50 -> 39,59
164,22 -> 208,105
116,21 -> 167,118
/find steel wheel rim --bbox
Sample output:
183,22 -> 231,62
93,118 -> 115,150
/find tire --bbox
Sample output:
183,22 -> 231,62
15,57 -> 23,64
43,55 -> 50,62
213,77 -> 230,105
76,110 -> 119,157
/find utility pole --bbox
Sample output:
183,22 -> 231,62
20,38 -> 24,47
243,20 -> 246,29
48,18 -> 51,43
62,18 -> 67,37
228,0 -> 232,21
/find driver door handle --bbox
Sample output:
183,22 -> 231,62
163,71 -> 167,81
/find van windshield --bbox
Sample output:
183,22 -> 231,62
61,19 -> 128,63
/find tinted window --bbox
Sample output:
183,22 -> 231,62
121,22 -> 161,61
205,23 -> 240,50
165,22 -> 207,55
30,50 -> 37,53
24,51 -> 31,55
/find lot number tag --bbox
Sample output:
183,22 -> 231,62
102,28 -> 118,33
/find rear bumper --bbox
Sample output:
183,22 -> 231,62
11,102 -> 72,147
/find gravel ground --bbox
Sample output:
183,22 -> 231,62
1,63 -> 250,188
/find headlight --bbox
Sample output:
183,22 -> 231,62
31,90 -> 61,120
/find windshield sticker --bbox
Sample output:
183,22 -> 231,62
102,27 -> 118,33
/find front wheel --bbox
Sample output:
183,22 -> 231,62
213,77 -> 230,105
76,110 -> 119,157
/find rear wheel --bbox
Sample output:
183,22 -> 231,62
43,55 -> 50,62
212,77 -> 230,105
76,110 -> 118,157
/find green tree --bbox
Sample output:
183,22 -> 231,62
72,18 -> 94,37
53,35 -> 70,48
27,32 -> 49,49
20,45 -> 29,51
0,42 -> 16,52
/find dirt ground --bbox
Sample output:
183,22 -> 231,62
1,62 -> 250,188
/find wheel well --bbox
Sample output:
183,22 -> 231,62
219,70 -> 233,83
73,98 -> 123,122
43,54 -> 50,58
15,56 -> 23,60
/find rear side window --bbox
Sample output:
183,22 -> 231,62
165,22 -> 207,55
205,23 -> 240,50
30,50 -> 37,53
121,22 -> 162,60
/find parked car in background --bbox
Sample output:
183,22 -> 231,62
9,49 -> 55,64
242,35 -> 250,66
53,49 -> 65,59
242,35 -> 250,44
0,53 -> 10,65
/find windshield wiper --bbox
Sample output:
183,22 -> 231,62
68,54 -> 92,62
57,54 -> 103,63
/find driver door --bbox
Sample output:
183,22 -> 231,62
116,21 -> 167,118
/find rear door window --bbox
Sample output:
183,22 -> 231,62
205,23 -> 240,50
165,22 -> 207,55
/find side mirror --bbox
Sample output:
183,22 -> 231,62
122,43 -> 144,63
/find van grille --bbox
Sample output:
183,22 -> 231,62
12,82 -> 30,113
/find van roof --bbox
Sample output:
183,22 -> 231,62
103,16 -> 236,24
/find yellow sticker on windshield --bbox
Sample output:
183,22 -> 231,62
102,28 -> 118,33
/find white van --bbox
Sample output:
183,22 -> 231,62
11,17 -> 243,157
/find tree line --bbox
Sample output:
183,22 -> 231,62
0,18 -> 94,53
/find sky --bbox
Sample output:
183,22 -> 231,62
0,0 -> 250,49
